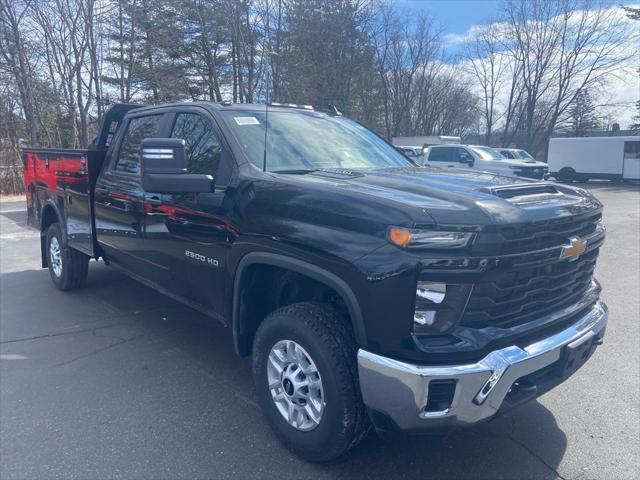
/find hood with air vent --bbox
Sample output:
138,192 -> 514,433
280,166 -> 602,228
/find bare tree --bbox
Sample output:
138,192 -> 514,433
31,0 -> 95,147
0,0 -> 40,145
503,0 -> 633,153
465,25 -> 507,144
373,5 -> 441,138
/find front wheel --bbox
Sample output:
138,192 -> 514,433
558,167 -> 576,183
46,223 -> 89,290
252,302 -> 370,462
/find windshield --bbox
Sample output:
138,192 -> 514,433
469,146 -> 505,161
220,110 -> 412,172
515,149 -> 535,161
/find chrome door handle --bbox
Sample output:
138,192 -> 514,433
146,196 -> 162,206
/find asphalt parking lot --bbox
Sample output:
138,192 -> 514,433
1,183 -> 638,480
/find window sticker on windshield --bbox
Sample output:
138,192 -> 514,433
234,116 -> 260,126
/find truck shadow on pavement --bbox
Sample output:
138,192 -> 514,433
0,209 -> 29,225
0,264 -> 567,479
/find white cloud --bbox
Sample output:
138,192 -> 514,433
443,22 -> 510,47
598,66 -> 639,127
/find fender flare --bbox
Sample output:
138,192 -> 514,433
232,252 -> 367,356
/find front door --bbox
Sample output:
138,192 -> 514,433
451,147 -> 474,170
623,140 -> 640,180
142,109 -> 235,317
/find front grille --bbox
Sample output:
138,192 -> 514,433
461,249 -> 598,329
513,167 -> 547,179
475,212 -> 602,255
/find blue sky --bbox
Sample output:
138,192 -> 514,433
405,0 -> 503,37
404,0 -> 626,49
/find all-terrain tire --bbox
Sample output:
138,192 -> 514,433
558,167 -> 576,183
45,222 -> 89,291
252,302 -> 370,462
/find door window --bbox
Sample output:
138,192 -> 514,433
453,148 -> 472,163
115,115 -> 163,174
428,147 -> 451,162
171,113 -> 222,175
624,141 -> 640,160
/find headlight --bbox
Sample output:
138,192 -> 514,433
388,227 -> 475,249
413,281 -> 473,334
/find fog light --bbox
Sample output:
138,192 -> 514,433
414,310 -> 437,326
417,282 -> 446,304
414,282 -> 446,329
413,281 -> 473,334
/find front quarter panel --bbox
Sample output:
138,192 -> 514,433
223,172 -> 423,351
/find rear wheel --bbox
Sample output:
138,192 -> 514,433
252,302 -> 370,462
46,222 -> 89,290
558,167 -> 576,183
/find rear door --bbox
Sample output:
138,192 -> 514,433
141,107 -> 236,316
57,151 -> 93,255
623,140 -> 640,180
94,112 -> 170,276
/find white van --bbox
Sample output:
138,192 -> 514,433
423,144 -> 549,180
548,136 -> 640,182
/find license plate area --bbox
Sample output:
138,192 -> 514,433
557,331 -> 601,378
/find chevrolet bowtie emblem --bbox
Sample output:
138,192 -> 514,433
560,237 -> 587,261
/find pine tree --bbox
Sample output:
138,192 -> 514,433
566,90 -> 600,136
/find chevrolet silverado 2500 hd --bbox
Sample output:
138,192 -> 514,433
23,102 -> 607,462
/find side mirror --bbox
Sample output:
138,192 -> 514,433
395,146 -> 410,157
140,138 -> 214,193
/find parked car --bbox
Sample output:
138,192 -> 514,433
396,146 -> 423,158
423,144 -> 549,180
548,136 -> 640,182
499,148 -> 537,161
23,102 -> 607,462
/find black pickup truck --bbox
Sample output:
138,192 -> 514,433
23,102 -> 608,462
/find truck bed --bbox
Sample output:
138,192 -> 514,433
23,148 -> 96,257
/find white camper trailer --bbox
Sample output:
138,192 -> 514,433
548,136 -> 640,182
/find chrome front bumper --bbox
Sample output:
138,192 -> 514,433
357,300 -> 608,432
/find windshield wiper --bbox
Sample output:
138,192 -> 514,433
271,169 -> 318,174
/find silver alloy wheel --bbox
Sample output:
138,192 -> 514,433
267,339 -> 325,431
49,236 -> 62,277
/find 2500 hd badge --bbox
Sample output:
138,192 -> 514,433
185,249 -> 219,267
